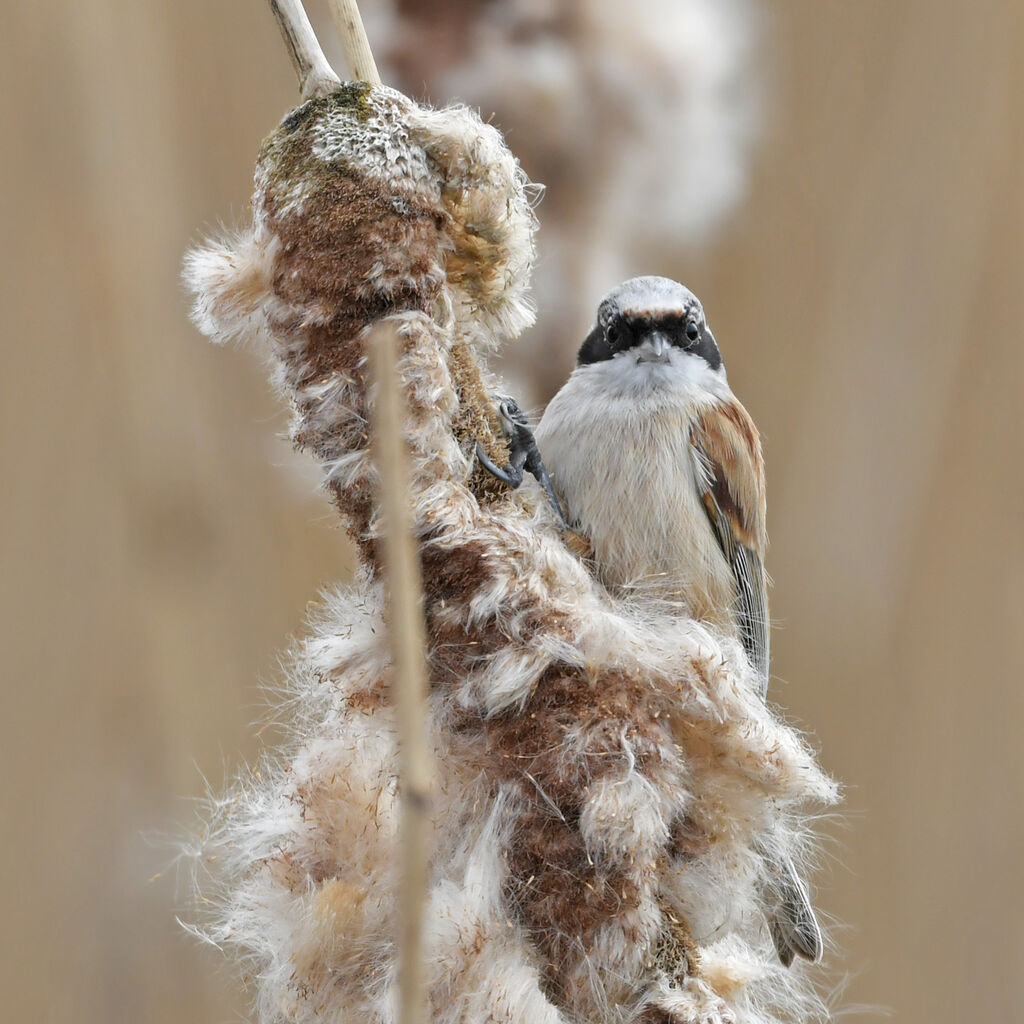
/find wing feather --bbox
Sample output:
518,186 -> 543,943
691,401 -> 770,695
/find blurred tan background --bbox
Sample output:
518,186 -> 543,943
2,1 -> 1022,1022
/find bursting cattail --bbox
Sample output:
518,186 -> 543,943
183,5 -> 836,1022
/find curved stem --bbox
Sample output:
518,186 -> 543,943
268,0 -> 341,99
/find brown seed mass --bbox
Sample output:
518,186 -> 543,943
483,663 -> 683,990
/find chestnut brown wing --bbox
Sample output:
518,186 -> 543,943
690,400 -> 770,695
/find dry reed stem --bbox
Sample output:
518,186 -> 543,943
268,0 -> 342,99
326,0 -> 382,84
369,324 -> 432,1024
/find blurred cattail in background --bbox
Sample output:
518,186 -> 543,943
353,0 -> 761,397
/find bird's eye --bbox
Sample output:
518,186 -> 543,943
606,323 -> 623,345
685,321 -> 700,343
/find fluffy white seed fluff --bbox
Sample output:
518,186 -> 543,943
183,84 -> 836,1024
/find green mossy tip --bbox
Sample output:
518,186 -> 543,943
278,82 -> 374,136
261,83 -> 375,197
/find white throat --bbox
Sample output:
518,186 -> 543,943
575,347 -> 729,405
535,347 -> 736,612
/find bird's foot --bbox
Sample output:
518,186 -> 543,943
477,396 -> 568,528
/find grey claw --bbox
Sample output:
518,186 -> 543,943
476,397 -> 568,528
475,441 -> 523,488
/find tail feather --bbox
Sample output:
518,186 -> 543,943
765,851 -> 823,967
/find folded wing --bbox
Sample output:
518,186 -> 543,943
690,399 -> 769,695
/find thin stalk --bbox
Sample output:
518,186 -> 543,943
326,0 -> 382,84
369,324 -> 432,1024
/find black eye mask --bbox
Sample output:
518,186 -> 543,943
576,314 -> 722,371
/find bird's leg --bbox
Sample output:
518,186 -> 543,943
477,397 -> 568,528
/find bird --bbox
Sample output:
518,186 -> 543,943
526,275 -> 823,967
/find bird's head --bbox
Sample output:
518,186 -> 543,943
577,276 -> 723,375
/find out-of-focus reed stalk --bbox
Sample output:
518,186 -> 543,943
369,324 -> 432,1024
264,5 -> 428,1024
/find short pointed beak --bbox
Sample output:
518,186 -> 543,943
636,332 -> 671,364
